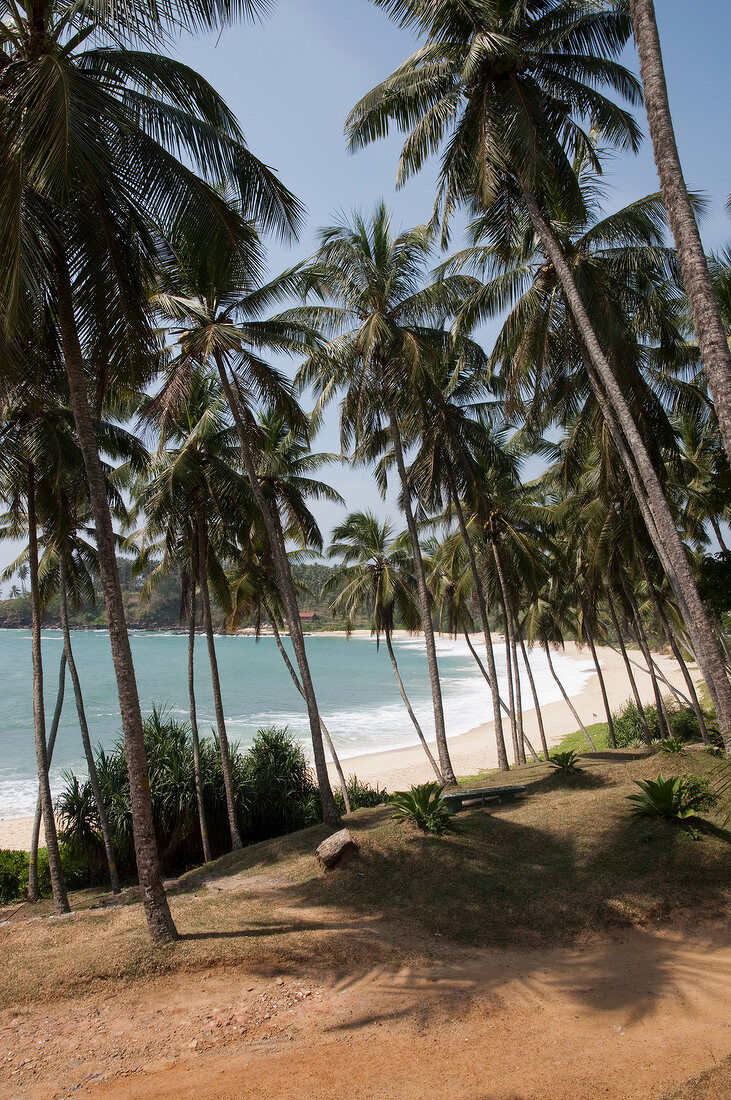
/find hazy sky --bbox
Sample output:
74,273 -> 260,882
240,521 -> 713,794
3,1 -> 731,581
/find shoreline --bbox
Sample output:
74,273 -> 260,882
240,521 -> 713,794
325,639 -> 697,793
0,637 -> 697,851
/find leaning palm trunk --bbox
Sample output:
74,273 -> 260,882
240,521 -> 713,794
265,608 -> 353,811
516,626 -> 550,760
508,607 -> 528,763
384,631 -> 443,782
55,261 -> 177,943
583,616 -> 617,748
462,631 -> 512,719
213,356 -> 340,825
28,650 -> 66,902
490,541 -> 521,764
650,591 -> 709,744
543,639 -> 597,751
519,184 -> 731,754
448,473 -> 509,769
607,595 -> 652,741
385,401 -> 456,784
27,468 -> 69,914
622,579 -> 669,738
629,0 -> 731,465
59,559 -> 120,893
188,585 -> 212,862
196,521 -> 242,850
637,560 -> 709,742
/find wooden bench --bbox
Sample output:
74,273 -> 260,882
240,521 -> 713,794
442,786 -> 527,815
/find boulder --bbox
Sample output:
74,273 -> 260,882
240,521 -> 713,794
316,829 -> 359,869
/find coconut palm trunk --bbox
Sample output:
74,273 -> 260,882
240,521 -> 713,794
28,650 -> 66,902
508,607 -> 528,763
636,557 -> 708,736
385,401 -> 456,785
519,184 -> 731,752
649,590 -> 709,743
214,359 -> 340,827
710,516 -> 729,555
517,626 -> 550,760
54,262 -> 176,943
607,595 -> 652,742
543,639 -> 597,751
448,472 -> 509,769
582,613 -> 617,748
59,558 -> 120,893
383,630 -> 443,782
27,467 -> 69,914
196,520 -> 242,850
629,0 -> 731,464
462,630 -> 511,719
490,540 -> 521,764
265,608 -> 352,811
622,579 -> 669,737
188,584 -> 212,862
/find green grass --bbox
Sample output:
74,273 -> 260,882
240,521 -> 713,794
551,721 -> 611,754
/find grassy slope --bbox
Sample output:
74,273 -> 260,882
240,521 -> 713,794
1,747 -> 728,1012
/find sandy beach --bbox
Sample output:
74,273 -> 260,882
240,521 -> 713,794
0,635 -> 697,851
326,637 -> 697,792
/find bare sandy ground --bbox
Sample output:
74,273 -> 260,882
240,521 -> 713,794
0,635 -> 696,850
2,927 -> 729,1099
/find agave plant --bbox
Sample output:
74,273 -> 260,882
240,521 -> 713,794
391,782 -> 450,834
659,736 -> 685,755
548,750 -> 581,774
627,773 -> 716,820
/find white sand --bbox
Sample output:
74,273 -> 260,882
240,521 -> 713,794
326,638 -> 698,792
0,636 -> 697,850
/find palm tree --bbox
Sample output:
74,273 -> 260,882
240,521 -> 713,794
347,0 -> 731,752
134,370 -> 252,850
298,204 -> 478,785
0,0 -> 302,942
404,344 -> 512,769
628,0 -> 731,463
226,410 -> 352,809
153,247 -> 342,826
325,511 -> 443,781
0,375 -> 77,912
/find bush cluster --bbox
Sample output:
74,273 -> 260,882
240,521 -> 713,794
56,710 -> 324,879
0,846 -> 88,905
334,775 -> 389,813
612,699 -> 708,748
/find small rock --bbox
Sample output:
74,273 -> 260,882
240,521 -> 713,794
316,829 -> 359,869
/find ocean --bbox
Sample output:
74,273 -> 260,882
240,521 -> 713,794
0,629 -> 594,816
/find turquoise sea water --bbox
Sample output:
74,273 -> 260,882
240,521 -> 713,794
0,629 -> 593,816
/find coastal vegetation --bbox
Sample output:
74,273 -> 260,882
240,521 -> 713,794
0,0 -> 730,973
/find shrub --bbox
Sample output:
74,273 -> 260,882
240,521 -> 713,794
0,845 -> 90,905
391,782 -> 450,834
334,775 -> 389,813
659,736 -> 685,755
666,704 -> 701,742
548,750 -> 581,774
679,774 -> 718,814
242,725 -> 320,843
627,773 -> 718,822
613,700 -> 658,747
57,713 -> 323,878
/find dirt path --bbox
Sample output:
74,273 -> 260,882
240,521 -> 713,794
3,928 -> 730,1100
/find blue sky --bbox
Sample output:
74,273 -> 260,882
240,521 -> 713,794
171,0 -> 731,539
3,1 -> 731,581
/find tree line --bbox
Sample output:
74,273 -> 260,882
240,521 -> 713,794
2,0 -> 731,944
